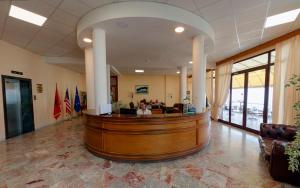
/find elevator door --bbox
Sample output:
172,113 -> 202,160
4,78 -> 22,138
2,76 -> 34,138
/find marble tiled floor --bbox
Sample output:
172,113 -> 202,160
0,118 -> 297,188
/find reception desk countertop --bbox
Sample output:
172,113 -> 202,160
84,112 -> 211,161
101,113 -> 199,117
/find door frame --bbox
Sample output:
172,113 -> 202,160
218,50 -> 275,134
1,75 -> 35,139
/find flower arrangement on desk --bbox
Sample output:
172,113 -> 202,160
285,74 -> 300,172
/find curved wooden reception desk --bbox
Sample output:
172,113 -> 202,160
84,112 -> 211,161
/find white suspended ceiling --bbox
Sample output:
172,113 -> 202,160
0,0 -> 300,74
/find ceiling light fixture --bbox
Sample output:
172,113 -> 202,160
176,71 -> 180,74
135,69 -> 144,73
9,5 -> 47,26
83,38 -> 92,43
189,61 -> 193,64
265,8 -> 300,28
175,26 -> 185,33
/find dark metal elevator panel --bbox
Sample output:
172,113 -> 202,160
2,76 -> 35,139
20,80 -> 34,134
4,78 -> 22,138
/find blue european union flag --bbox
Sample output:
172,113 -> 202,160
74,86 -> 81,113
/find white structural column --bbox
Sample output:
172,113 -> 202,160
192,35 -> 206,113
106,64 -> 111,104
93,28 -> 108,114
180,66 -> 187,102
84,48 -> 95,111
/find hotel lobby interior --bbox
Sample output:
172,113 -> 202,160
1,0 -> 300,187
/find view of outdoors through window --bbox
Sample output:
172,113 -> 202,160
231,74 -> 244,126
246,70 -> 266,130
220,51 -> 275,132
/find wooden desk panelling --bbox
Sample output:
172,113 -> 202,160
84,112 -> 211,161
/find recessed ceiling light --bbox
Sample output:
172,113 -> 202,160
189,61 -> 193,64
176,71 -> 180,74
175,26 -> 185,33
265,8 -> 300,28
135,69 -> 144,73
9,5 -> 47,26
83,38 -> 92,43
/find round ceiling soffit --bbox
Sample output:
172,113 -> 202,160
76,1 -> 215,49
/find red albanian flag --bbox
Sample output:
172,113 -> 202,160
53,84 -> 61,119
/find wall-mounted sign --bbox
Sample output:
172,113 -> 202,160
36,84 -> 43,93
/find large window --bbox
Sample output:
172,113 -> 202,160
220,50 -> 275,133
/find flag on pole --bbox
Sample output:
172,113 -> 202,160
53,84 -> 61,119
74,86 -> 81,113
64,88 -> 71,115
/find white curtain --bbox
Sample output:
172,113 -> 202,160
211,62 -> 233,120
273,35 -> 300,125
206,70 -> 214,107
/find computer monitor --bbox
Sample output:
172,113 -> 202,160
120,108 -> 137,115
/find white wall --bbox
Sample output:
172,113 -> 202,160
0,40 -> 85,141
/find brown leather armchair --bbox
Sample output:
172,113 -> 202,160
270,140 -> 300,186
259,123 -> 296,161
259,123 -> 300,186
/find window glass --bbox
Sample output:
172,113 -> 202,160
271,51 -> 276,64
268,65 -> 274,123
231,74 -> 245,126
232,53 -> 268,73
220,95 -> 230,122
246,70 -> 266,131
220,51 -> 275,131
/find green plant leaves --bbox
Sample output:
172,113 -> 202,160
285,74 -> 300,172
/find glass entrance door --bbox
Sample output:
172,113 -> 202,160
230,74 -> 245,126
219,50 -> 275,133
246,69 -> 266,131
229,70 -> 267,132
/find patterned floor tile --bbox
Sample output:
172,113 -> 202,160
0,118 -> 297,188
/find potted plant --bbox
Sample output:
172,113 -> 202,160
285,74 -> 300,172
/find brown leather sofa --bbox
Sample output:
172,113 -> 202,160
259,123 -> 300,186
